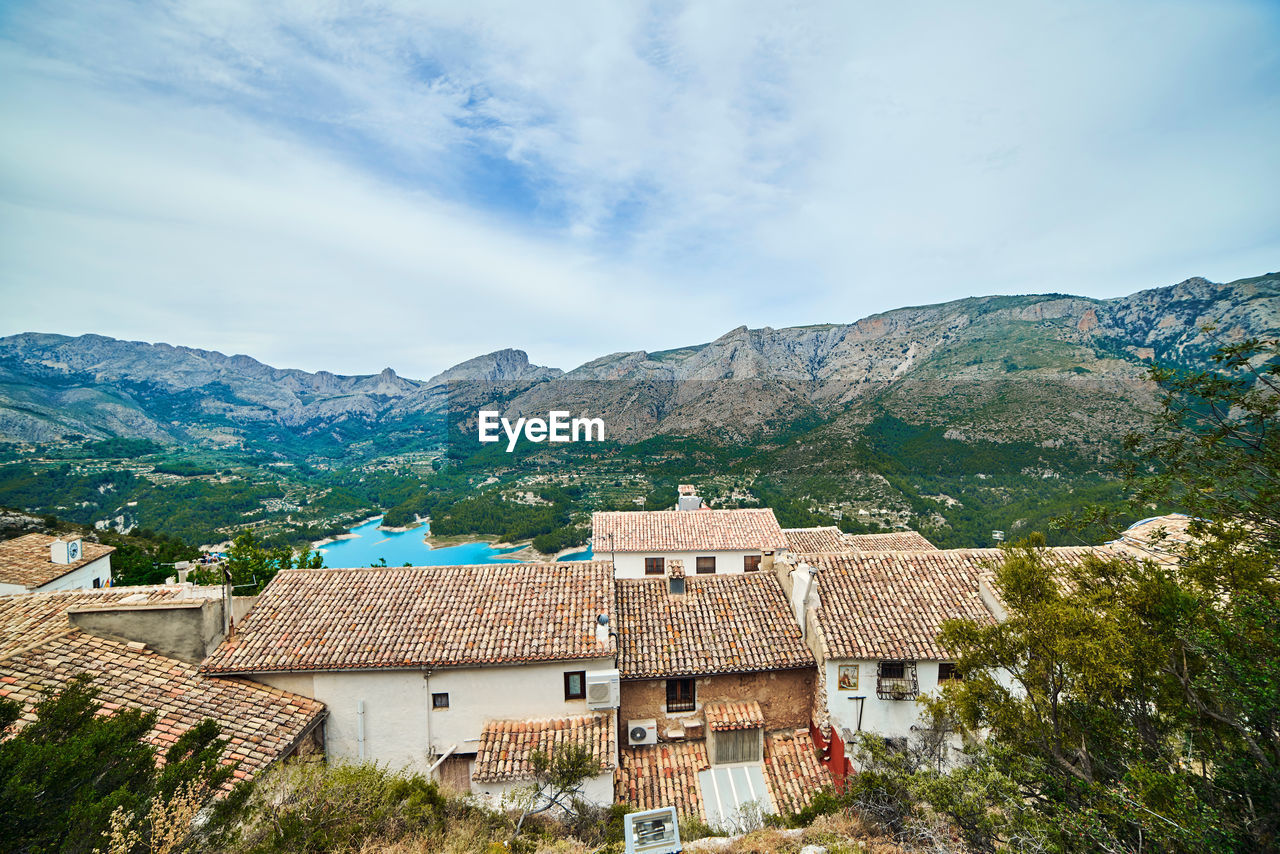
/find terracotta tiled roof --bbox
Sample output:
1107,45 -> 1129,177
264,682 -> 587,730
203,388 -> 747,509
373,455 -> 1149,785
616,729 -> 831,818
593,509 -> 787,553
784,527 -> 937,554
617,740 -> 708,817
472,713 -> 616,783
764,729 -> 830,816
0,629 -> 324,790
807,548 -> 1100,660
843,531 -> 937,551
705,700 -> 765,731
0,584 -> 220,660
202,562 -> 615,675
616,574 -> 813,679
783,527 -> 850,553
0,533 -> 114,589
1108,514 -> 1194,565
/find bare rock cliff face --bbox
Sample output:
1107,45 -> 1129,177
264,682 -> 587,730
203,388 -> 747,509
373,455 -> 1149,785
0,273 -> 1274,448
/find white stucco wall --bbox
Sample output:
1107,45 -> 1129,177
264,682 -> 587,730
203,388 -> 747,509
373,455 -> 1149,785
0,555 -> 114,595
611,550 -> 762,579
473,770 -> 615,809
256,656 -> 616,777
825,659 -> 949,742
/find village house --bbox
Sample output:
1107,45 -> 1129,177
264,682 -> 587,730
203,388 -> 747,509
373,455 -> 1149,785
592,495 -> 788,579
781,546 -> 1100,758
613,563 -> 830,828
200,561 -> 619,803
0,585 -> 325,790
0,533 -> 113,595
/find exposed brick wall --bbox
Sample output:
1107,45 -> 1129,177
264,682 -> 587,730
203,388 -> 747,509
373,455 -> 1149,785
619,668 -> 815,741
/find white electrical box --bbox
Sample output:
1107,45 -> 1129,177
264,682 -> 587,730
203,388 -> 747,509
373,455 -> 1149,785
585,669 -> 620,710
50,539 -> 83,565
627,718 -> 658,746
624,806 -> 681,854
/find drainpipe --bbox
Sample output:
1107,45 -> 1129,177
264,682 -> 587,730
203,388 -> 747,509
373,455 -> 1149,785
357,700 -> 366,760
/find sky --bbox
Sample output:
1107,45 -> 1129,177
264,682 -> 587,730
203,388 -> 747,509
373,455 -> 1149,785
1,1 -> 1278,379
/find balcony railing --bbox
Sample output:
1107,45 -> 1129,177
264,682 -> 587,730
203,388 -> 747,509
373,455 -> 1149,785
876,661 -> 919,700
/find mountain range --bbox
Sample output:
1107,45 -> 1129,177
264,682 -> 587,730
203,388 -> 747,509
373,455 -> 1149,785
0,273 -> 1276,456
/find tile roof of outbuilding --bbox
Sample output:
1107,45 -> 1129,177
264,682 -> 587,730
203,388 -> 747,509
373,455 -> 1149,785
784,526 -> 937,554
593,509 -> 787,553
806,548 -> 1100,660
472,713 -> 616,783
0,586 -> 324,791
0,533 -> 114,588
704,700 -> 765,731
615,574 -> 813,679
201,562 -> 616,675
616,729 -> 830,819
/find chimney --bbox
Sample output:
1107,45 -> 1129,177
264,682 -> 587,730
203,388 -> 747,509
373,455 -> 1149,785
676,485 -> 703,512
667,559 -> 686,595
595,614 -> 611,645
761,549 -> 775,574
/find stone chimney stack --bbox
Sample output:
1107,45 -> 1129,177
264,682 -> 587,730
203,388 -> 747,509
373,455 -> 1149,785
667,559 -> 686,595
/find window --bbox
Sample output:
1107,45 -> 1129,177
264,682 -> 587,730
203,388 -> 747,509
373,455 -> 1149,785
432,692 -> 450,709
876,660 -> 918,700
938,662 -> 962,682
666,678 -> 695,712
743,555 -> 761,572
564,670 -> 586,700
644,557 -> 665,576
92,578 -> 102,588
712,727 -> 763,764
696,556 -> 716,574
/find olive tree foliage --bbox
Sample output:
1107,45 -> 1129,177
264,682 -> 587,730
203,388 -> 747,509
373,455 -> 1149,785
511,743 -> 603,837
191,531 -> 323,595
0,674 -> 232,854
925,335 -> 1280,853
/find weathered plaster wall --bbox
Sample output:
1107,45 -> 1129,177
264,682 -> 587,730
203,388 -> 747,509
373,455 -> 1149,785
69,599 -> 224,663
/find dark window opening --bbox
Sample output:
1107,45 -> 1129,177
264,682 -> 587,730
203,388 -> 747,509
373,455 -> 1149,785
938,662 -> 962,681
644,557 -> 665,576
92,578 -> 102,588
876,660 -> 919,700
666,678 -> 695,712
432,692 -> 450,709
743,555 -> 761,572
564,670 -> 586,700
696,556 -> 716,574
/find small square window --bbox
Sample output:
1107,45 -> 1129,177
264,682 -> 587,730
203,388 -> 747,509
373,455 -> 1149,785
666,678 -> 695,712
92,578 -> 102,588
880,661 -> 905,679
743,555 -> 761,572
696,556 -> 716,574
432,692 -> 449,709
938,662 -> 962,681
644,557 -> 665,576
564,670 -> 586,700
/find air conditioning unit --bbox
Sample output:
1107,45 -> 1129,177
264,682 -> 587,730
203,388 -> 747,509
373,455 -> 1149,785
628,719 -> 658,747
585,669 -> 620,710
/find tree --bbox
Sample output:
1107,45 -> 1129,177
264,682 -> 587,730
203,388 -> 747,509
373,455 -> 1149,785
193,531 -> 323,594
0,674 -> 233,854
929,335 -> 1280,852
512,743 -> 603,837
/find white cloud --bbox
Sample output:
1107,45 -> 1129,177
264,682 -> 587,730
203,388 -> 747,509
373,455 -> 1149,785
1,1 -> 1277,376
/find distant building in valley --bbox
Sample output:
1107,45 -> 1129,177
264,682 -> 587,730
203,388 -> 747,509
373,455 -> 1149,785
0,533 -> 113,595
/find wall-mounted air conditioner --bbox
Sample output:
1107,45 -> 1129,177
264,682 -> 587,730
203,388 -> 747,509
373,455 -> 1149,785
585,669 -> 620,710
628,719 -> 658,746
